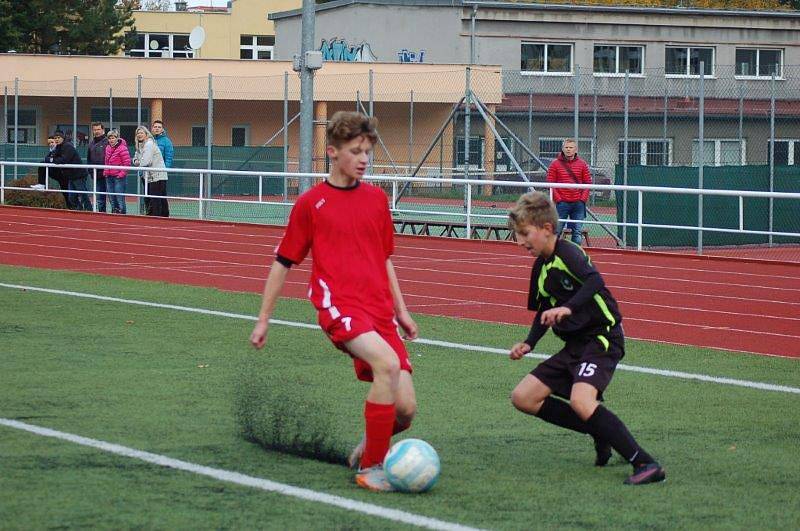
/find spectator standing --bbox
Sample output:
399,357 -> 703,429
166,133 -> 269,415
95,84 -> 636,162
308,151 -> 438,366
133,125 -> 169,217
87,122 -> 109,212
52,130 -> 92,211
103,129 -> 131,214
151,120 -> 174,169
545,138 -> 592,246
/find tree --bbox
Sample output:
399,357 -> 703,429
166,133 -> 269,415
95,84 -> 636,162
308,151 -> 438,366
142,0 -> 170,10
0,0 -> 22,52
1,0 -> 137,55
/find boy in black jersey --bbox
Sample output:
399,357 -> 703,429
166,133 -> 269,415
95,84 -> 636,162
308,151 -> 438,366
507,192 -> 665,485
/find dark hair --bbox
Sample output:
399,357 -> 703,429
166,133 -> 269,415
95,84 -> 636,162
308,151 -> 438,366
53,130 -> 65,138
152,119 -> 164,126
326,111 -> 378,148
47,135 -> 55,140
91,121 -> 104,129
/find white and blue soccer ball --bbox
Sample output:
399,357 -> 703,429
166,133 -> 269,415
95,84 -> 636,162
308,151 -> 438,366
383,438 -> 441,493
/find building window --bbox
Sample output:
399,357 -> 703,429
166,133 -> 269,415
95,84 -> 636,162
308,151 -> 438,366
521,43 -> 572,74
127,33 -> 193,58
618,139 -> 672,166
736,48 -> 783,78
455,136 -> 484,169
192,126 -> 207,147
231,126 -> 249,147
539,138 -> 594,165
240,35 -> 274,60
594,45 -> 644,75
665,47 -> 714,77
692,139 -> 746,166
768,140 -> 800,165
5,108 -> 38,144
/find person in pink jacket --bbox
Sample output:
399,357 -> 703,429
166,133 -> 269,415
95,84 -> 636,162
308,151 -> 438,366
103,130 -> 131,214
545,138 -> 592,245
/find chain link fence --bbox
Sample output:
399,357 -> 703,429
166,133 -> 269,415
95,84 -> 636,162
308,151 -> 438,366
1,65 -> 798,260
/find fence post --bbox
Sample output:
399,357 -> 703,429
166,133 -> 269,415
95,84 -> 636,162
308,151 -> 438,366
738,81 -> 744,160
13,78 -> 18,180
3,85 -> 7,151
769,73 -> 775,247
137,75 -> 142,214
622,71 -> 629,247
662,81 -> 668,165
698,62 -> 705,256
109,87 -> 114,131
1,164 -> 4,205
368,69 -> 374,174
73,76 -> 77,149
408,90 -> 414,175
573,65 -> 580,140
464,66 -> 471,182
592,78 -> 597,167
527,77 -> 533,156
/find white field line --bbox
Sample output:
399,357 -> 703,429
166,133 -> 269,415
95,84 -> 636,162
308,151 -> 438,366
0,419 -> 480,531
1,282 -> 798,394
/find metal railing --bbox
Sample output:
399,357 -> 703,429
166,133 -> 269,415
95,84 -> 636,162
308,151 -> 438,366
2,161 -> 799,261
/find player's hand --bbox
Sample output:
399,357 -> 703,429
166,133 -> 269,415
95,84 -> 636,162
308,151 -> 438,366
397,310 -> 418,340
540,306 -> 572,326
509,342 -> 531,360
250,319 -> 269,349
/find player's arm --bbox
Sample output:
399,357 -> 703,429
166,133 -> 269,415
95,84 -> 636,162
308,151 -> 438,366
250,257 -> 291,349
386,258 -> 418,340
511,310 -> 548,360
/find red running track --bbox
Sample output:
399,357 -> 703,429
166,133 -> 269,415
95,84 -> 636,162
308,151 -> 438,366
1,206 -> 799,358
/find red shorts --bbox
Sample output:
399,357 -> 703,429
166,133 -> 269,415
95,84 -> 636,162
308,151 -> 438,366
317,308 -> 412,382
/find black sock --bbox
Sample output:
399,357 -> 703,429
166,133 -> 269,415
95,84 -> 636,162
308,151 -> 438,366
585,405 -> 654,467
535,396 -> 589,434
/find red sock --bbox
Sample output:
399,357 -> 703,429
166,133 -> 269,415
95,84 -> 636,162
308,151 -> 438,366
360,401 -> 396,469
393,419 -> 411,435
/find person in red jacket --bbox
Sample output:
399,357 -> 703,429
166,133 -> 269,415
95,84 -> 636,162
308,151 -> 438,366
545,138 -> 592,245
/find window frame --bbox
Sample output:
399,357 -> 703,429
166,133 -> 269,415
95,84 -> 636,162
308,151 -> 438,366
593,44 -> 645,77
5,106 -> 40,144
126,32 -> 194,59
520,42 -> 574,76
240,34 -> 274,61
664,46 -> 715,78
191,125 -> 207,148
231,125 -> 250,147
734,48 -> 784,80
691,138 -> 747,166
454,135 -> 485,170
617,138 -> 673,167
768,139 -> 800,166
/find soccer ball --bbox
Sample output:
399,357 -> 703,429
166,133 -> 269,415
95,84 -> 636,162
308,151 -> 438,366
383,438 -> 441,493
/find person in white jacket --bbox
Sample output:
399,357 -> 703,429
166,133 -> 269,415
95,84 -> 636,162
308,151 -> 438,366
133,125 -> 169,217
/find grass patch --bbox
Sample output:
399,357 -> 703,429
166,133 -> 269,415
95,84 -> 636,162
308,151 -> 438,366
0,265 -> 798,529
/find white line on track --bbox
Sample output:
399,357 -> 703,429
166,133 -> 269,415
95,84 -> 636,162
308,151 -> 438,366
0,418 -> 480,531
1,282 -> 797,392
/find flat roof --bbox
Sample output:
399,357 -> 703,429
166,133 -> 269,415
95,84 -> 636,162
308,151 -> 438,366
269,0 -> 800,20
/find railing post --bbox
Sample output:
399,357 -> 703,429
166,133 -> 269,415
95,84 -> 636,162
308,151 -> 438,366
198,170 -> 204,220
637,190 -> 643,251
622,71 -> 629,247
769,73 -> 775,247
92,168 -> 98,212
1,164 -> 4,205
391,180 -> 397,211
465,180 -> 472,239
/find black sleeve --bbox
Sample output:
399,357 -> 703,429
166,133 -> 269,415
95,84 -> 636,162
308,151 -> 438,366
52,143 -> 76,165
275,254 -> 295,268
559,244 -> 605,312
524,314 -> 549,348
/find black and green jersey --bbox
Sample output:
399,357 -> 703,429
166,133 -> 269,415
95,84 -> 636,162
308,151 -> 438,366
525,239 -> 622,347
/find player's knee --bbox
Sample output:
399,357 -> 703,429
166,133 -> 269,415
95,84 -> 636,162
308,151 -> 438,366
396,399 -> 417,422
569,397 -> 597,421
511,388 -> 542,414
371,354 -> 401,381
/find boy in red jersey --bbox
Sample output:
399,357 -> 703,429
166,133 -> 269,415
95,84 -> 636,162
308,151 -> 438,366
250,111 -> 418,492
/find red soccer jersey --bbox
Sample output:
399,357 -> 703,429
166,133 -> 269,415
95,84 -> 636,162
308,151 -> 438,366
276,180 -> 396,321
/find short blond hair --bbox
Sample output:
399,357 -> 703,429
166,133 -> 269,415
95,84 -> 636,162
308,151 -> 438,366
508,192 -> 558,232
326,111 -> 378,148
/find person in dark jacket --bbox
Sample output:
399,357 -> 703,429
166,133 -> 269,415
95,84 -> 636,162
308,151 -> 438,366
52,130 -> 92,211
36,135 -> 70,206
545,138 -> 592,245
87,122 -> 109,212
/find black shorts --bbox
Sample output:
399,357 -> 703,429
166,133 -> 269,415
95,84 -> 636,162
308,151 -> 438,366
530,329 -> 624,401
